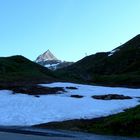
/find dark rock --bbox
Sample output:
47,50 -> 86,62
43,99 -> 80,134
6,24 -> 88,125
70,95 -> 83,98
1,84 -> 65,95
92,94 -> 132,100
66,87 -> 78,90
35,95 -> 40,98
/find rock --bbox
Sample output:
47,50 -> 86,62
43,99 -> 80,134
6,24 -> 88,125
6,85 -> 65,95
70,95 -> 83,98
35,95 -> 40,98
92,94 -> 132,100
66,87 -> 78,90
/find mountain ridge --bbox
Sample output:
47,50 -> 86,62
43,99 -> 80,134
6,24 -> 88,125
57,34 -> 140,87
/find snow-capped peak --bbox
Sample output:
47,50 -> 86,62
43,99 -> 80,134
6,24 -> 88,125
35,50 -> 73,70
35,50 -> 58,63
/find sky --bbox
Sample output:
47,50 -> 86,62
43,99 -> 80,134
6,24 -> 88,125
0,0 -> 140,62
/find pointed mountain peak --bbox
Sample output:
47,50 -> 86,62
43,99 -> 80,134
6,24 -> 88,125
35,50 -> 58,63
45,49 -> 51,54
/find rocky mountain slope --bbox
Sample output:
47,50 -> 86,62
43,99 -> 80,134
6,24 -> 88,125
57,35 -> 140,87
35,50 -> 73,70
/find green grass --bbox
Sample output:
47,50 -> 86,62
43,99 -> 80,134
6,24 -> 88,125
57,35 -> 140,87
36,105 -> 140,137
0,55 -> 58,82
90,74 -> 140,87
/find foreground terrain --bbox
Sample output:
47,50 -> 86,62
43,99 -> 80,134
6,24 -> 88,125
0,128 -> 139,140
37,105 -> 140,137
0,82 -> 139,137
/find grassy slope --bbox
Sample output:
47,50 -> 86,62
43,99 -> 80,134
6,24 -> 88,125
0,55 -> 58,82
36,105 -> 140,137
57,35 -> 140,87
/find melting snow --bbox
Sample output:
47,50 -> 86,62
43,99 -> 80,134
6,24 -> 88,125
45,63 -> 60,70
0,82 -> 139,126
108,49 -> 120,56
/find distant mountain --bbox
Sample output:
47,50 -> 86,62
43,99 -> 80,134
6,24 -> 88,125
35,50 -> 73,70
57,35 -> 140,87
36,49 -> 59,63
0,55 -> 58,82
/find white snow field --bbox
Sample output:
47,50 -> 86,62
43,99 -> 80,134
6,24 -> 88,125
0,82 -> 140,126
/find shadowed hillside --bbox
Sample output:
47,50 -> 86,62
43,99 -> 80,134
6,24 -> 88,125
0,55 -> 58,82
57,35 -> 140,87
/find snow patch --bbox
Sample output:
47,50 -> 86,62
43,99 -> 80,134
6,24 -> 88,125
108,49 -> 120,56
45,63 -> 60,70
0,82 -> 139,126
40,82 -> 140,98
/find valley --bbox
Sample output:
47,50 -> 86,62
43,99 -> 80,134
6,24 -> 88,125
0,35 -> 140,137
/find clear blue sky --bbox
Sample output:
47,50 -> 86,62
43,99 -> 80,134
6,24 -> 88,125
0,0 -> 140,62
